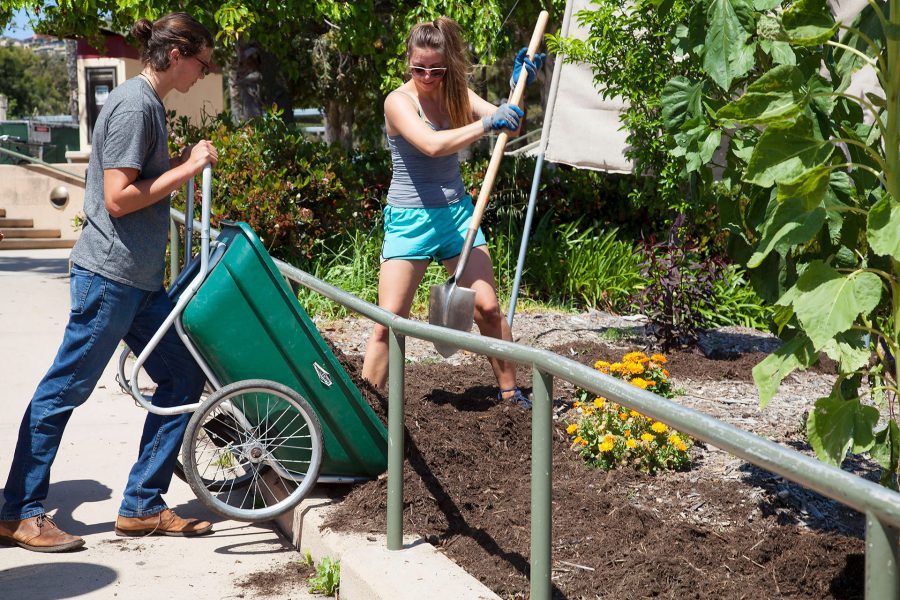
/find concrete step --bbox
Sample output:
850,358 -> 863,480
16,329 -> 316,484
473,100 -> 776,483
1,228 -> 62,239
0,238 -> 75,250
0,218 -> 33,228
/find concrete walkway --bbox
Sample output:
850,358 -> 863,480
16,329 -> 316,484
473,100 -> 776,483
0,250 -> 316,600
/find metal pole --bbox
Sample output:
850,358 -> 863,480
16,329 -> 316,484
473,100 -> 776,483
507,0 -> 576,327
531,367 -> 553,600
169,216 -> 180,281
866,510 -> 900,599
184,178 -> 195,267
387,326 -> 406,550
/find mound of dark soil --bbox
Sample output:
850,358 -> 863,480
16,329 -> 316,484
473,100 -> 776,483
325,341 -> 863,600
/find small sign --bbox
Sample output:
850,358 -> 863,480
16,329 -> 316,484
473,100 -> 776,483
313,362 -> 333,388
28,123 -> 51,144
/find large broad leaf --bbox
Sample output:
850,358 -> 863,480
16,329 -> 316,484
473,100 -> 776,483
662,77 -> 704,132
867,195 -> 900,260
704,0 -> 755,90
789,261 -> 883,349
871,420 -> 900,488
744,115 -> 833,187
782,0 -> 840,45
748,198 -> 825,267
775,164 -> 832,206
835,1 -> 886,80
753,334 -> 817,407
807,394 -> 879,465
820,331 -> 872,373
716,65 -> 804,124
671,117 -> 721,173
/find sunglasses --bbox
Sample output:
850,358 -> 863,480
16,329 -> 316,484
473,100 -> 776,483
410,66 -> 447,79
193,56 -> 211,76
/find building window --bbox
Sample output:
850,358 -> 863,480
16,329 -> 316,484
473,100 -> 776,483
86,67 -> 117,141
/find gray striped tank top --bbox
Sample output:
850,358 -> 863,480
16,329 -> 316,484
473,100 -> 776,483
386,90 -> 466,208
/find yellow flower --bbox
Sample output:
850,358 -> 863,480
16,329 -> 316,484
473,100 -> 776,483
593,397 -> 606,409
626,439 -> 638,449
566,423 -> 578,435
650,353 -> 667,364
629,410 -> 640,418
599,440 -> 614,452
629,378 -> 651,390
668,434 -> 682,445
676,442 -> 688,452
583,407 -> 594,416
640,433 -> 655,442
623,361 -> 645,375
618,412 -> 629,421
651,421 -> 668,434
573,401 -> 582,408
609,362 -> 625,374
573,436 -> 584,444
604,434 -> 616,443
593,360 -> 610,371
623,351 -> 649,363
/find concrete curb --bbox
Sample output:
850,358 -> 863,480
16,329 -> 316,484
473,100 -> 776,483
274,493 -> 501,600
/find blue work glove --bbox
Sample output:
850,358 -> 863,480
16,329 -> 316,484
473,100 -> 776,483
509,47 -> 546,88
481,102 -> 524,132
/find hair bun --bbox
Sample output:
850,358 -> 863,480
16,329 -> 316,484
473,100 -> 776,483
130,19 -> 153,43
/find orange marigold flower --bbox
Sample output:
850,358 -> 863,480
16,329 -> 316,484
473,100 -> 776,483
629,378 -> 651,390
593,360 -> 610,371
623,351 -> 649,363
618,412 -> 629,421
573,401 -> 582,408
651,421 -> 668,434
573,436 -> 584,444
593,397 -> 606,409
668,434 -> 682,445
609,362 -> 625,373
626,439 -> 638,449
566,423 -> 578,435
624,430 -> 631,438
651,353 -> 667,364
676,442 -> 688,452
599,440 -> 614,452
640,433 -> 655,442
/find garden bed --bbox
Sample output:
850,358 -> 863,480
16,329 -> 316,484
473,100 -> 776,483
319,314 -> 867,599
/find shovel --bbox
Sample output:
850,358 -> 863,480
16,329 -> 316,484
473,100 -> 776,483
429,10 -> 550,358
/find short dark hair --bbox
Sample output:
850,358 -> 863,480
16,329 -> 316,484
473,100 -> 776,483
130,12 -> 213,71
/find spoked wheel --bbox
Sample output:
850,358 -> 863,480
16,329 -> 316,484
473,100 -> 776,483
181,379 -> 323,522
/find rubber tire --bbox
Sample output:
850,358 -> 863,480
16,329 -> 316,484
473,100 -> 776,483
181,379 -> 323,522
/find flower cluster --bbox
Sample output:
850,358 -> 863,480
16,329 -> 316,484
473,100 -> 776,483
592,351 -> 675,398
567,352 -> 692,473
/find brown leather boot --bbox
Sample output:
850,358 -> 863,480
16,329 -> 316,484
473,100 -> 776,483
0,514 -> 85,552
115,508 -> 212,537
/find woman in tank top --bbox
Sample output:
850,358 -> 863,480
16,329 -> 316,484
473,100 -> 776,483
361,16 -> 541,408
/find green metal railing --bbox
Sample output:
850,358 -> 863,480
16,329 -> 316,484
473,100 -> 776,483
170,207 -> 900,599
0,145 -> 86,182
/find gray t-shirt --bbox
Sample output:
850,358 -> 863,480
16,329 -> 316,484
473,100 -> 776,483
70,76 -> 171,291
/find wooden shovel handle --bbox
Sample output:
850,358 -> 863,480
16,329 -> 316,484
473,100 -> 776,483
468,10 -> 549,230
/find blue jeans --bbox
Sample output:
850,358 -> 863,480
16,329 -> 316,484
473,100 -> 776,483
1,264 -> 206,520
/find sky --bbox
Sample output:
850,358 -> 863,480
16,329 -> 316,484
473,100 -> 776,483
2,8 -> 36,40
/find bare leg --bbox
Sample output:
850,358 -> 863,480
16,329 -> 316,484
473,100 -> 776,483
361,258 -> 430,389
441,246 -> 517,395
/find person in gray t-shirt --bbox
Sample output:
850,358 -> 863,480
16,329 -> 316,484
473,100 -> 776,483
0,13 -> 219,553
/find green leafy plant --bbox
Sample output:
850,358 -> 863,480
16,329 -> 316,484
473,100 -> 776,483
308,556 -> 340,596
659,1 -> 900,487
569,351 -> 692,472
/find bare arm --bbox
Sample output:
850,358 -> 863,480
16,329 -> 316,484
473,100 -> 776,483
104,141 -> 217,218
384,92 -> 486,158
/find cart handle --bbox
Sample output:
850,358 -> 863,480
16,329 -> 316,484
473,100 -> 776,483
129,164 -> 213,416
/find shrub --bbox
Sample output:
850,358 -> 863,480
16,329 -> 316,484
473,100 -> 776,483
568,351 -> 692,473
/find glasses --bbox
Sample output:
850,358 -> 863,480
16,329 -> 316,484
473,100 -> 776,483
410,66 -> 447,79
192,56 -> 211,76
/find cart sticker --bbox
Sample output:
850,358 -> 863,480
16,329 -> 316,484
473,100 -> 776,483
313,362 -> 333,388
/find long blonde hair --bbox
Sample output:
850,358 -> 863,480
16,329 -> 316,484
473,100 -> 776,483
406,16 -> 473,129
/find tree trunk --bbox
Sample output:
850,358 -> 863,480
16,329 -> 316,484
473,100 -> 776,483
323,99 -> 354,150
65,39 -> 78,122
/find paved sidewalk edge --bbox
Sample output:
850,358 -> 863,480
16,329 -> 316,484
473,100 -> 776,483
272,493 -> 501,600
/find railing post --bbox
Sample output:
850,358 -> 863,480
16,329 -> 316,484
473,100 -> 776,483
169,216 -> 180,280
387,326 -> 406,550
531,367 -> 553,600
866,510 -> 900,598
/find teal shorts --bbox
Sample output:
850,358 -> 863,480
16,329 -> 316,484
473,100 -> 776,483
381,196 -> 487,263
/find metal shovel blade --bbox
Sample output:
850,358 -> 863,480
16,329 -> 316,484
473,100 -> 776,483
428,281 -> 476,358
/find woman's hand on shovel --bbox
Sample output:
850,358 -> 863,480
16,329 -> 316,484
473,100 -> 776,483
481,102 -> 524,132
